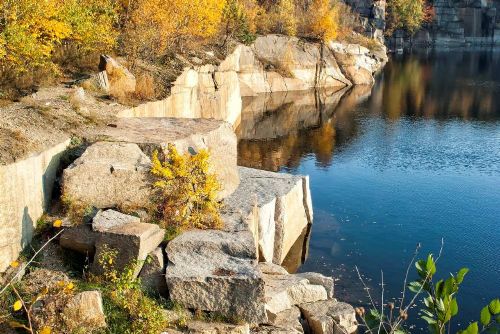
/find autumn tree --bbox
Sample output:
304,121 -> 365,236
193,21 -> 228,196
305,0 -> 340,41
0,0 -> 117,74
124,0 -> 226,58
386,0 -> 428,35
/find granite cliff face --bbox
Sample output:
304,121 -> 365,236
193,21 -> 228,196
118,35 -> 387,126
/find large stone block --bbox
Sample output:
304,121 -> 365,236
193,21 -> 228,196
0,139 -> 70,272
92,219 -> 165,276
62,142 -> 152,210
166,230 -> 266,324
98,117 -> 239,199
222,167 -> 313,265
186,321 -> 250,334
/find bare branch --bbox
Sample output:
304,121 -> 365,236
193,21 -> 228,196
0,229 -> 65,296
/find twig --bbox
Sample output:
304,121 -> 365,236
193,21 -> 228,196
378,270 -> 384,334
0,229 -> 65,296
399,243 -> 421,311
355,265 -> 378,310
10,284 -> 33,333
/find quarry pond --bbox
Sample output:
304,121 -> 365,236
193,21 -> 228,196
237,49 -> 500,331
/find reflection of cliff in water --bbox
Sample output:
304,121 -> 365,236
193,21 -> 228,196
236,85 -> 372,171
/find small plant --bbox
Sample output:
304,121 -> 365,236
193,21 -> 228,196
150,144 -> 222,231
91,245 -> 168,334
355,242 -> 500,334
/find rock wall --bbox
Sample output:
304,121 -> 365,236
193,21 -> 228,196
0,139 -> 70,272
118,35 -> 387,127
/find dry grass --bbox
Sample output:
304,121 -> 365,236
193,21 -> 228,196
134,73 -> 156,100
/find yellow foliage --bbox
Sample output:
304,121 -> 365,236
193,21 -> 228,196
0,0 -> 117,74
151,144 -> 222,231
40,326 -> 52,334
125,0 -> 226,58
265,0 -> 297,36
306,0 -> 340,42
52,219 -> 63,228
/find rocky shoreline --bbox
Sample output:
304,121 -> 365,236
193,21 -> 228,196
0,34 -> 387,333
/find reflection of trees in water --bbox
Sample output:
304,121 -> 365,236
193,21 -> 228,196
237,86 -> 369,171
238,50 -> 500,171
377,50 -> 500,121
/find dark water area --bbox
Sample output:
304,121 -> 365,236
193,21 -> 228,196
237,49 -> 500,332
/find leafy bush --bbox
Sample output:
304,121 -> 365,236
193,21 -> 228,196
221,0 -> 259,45
150,144 -> 222,231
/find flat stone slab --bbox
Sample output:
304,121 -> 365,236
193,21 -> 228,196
92,209 -> 140,232
222,167 -> 313,264
97,117 -> 239,199
298,300 -> 358,334
165,230 -> 266,324
63,142 -> 152,210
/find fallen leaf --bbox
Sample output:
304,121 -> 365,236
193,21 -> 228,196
10,261 -> 20,268
53,220 -> 62,228
13,300 -> 23,311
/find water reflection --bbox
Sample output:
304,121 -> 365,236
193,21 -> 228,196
237,85 -> 372,171
238,49 -> 500,172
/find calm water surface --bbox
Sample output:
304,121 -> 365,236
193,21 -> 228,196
237,49 -> 500,331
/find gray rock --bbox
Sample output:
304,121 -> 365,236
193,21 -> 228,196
298,300 -> 357,334
263,271 -> 327,319
166,230 -> 266,324
62,142 -> 152,210
92,221 -> 165,277
268,306 -> 304,333
295,272 -> 334,299
139,247 -> 168,296
98,117 -> 239,200
92,209 -> 140,232
63,291 -> 106,331
186,321 -> 250,334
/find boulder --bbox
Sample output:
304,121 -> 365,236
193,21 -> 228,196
92,220 -> 165,277
263,271 -> 327,319
139,247 -> 168,296
59,224 -> 99,257
267,306 -> 304,333
166,230 -> 266,324
63,291 -> 106,331
295,272 -> 334,299
99,55 -> 136,97
98,117 -> 239,199
62,142 -> 152,210
222,167 -> 313,265
92,209 -> 140,232
298,300 -> 357,334
186,321 -> 250,334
